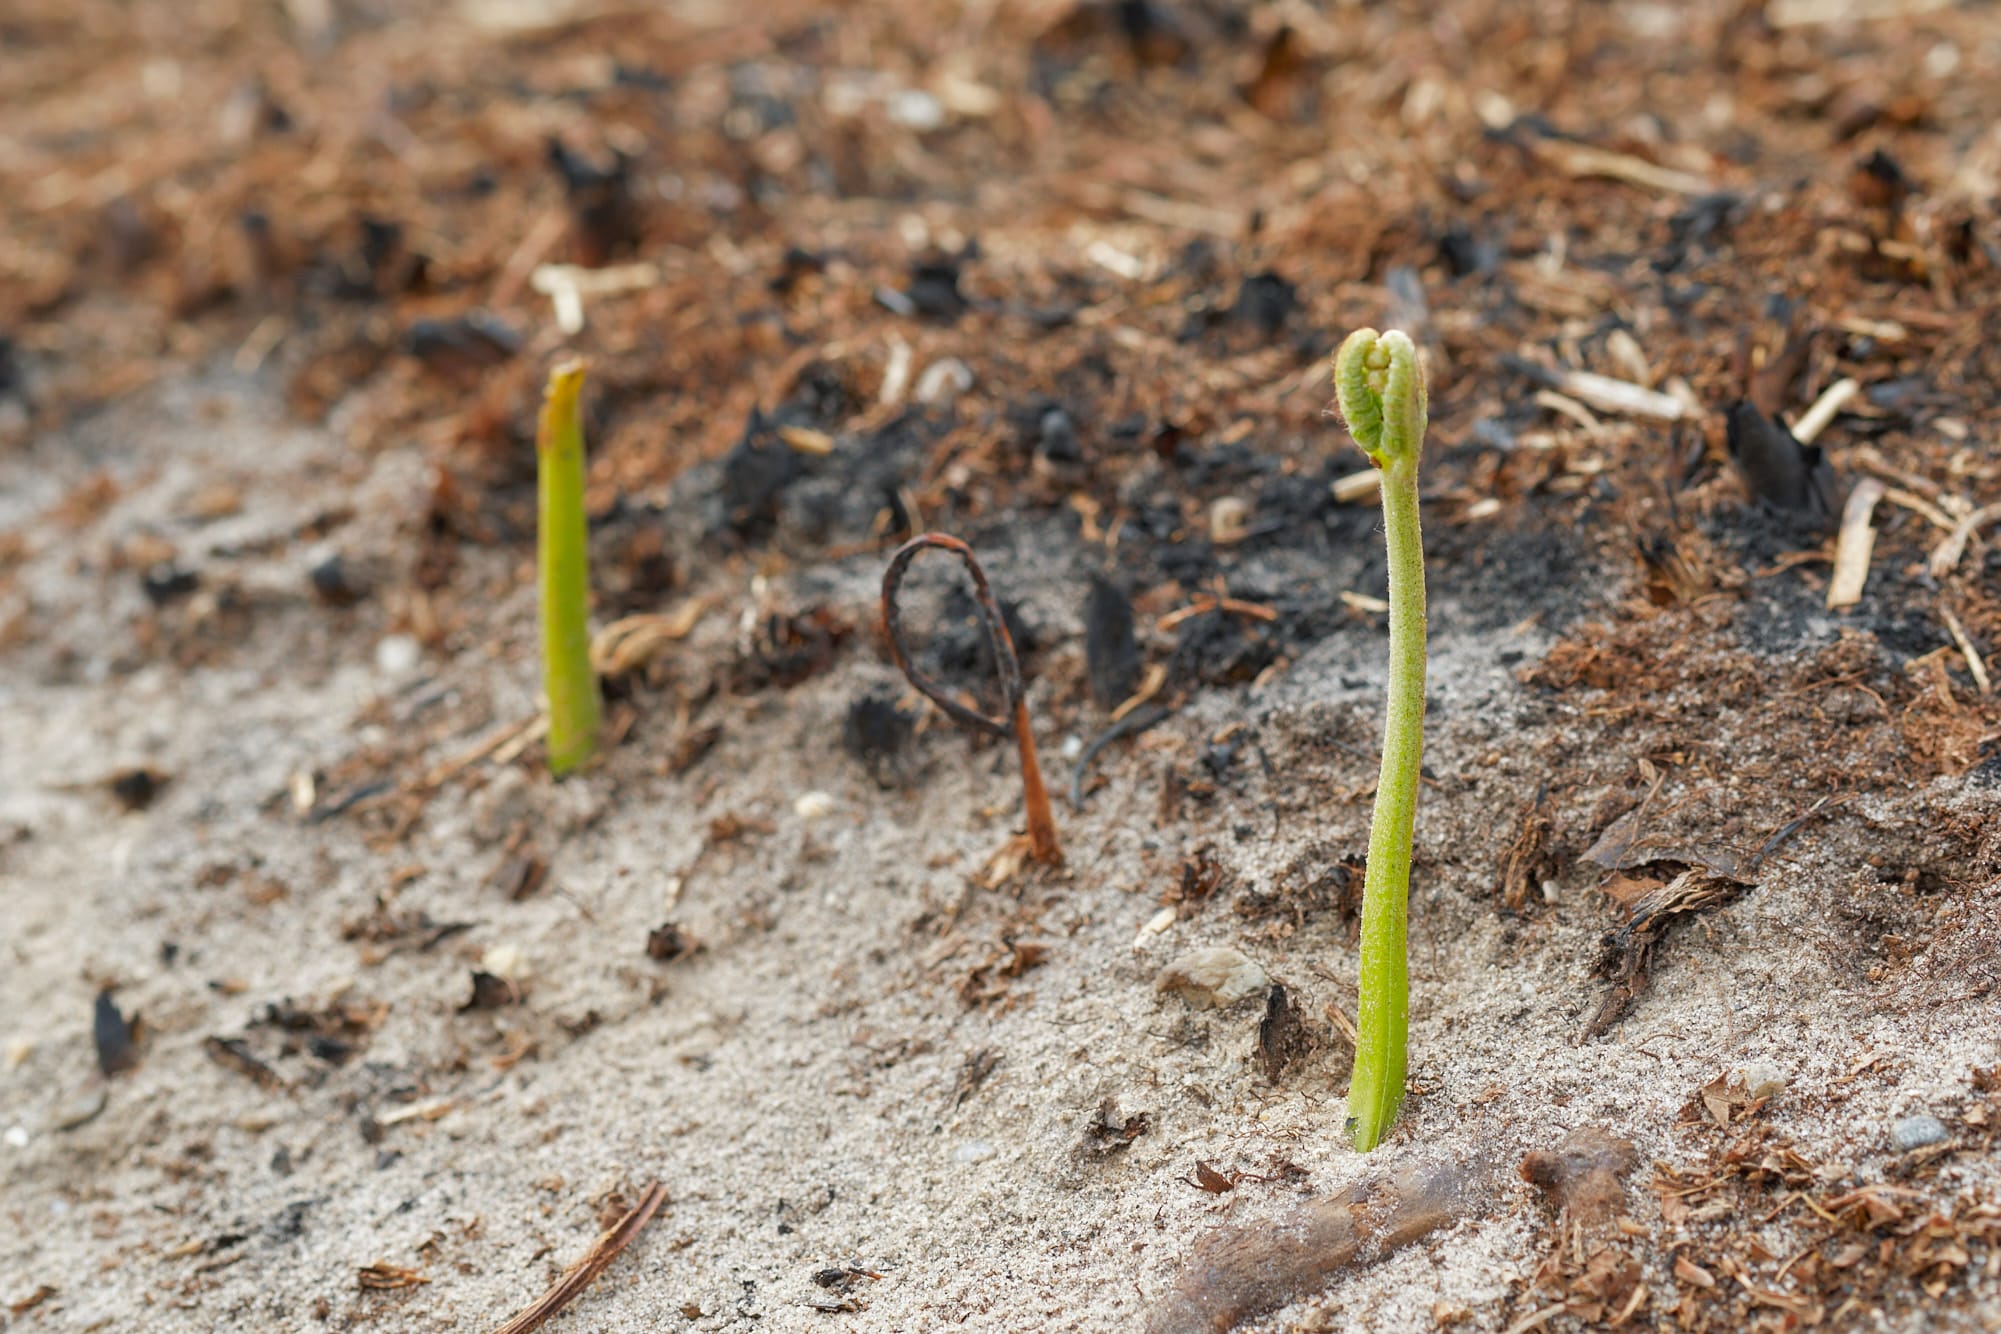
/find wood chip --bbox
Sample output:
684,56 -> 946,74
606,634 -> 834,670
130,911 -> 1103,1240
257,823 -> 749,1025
1827,478 -> 1885,610
1340,590 -> 1391,614
1507,359 -> 1688,421
777,425 -> 835,456
1929,501 -> 2001,579
1331,469 -> 1382,504
1789,376 -> 1858,445
590,602 -> 708,677
1109,661 -> 1167,724
1940,608 -> 1992,695
1533,389 -> 1606,436
1531,139 -> 1714,196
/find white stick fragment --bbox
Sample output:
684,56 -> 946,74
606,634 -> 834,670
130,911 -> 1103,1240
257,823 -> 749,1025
1768,0 -> 1950,26
1331,469 -> 1383,504
1827,478 -> 1886,610
1533,389 -> 1606,436
1532,140 -> 1714,196
1941,608 -> 1993,696
530,262 -> 661,335
1790,377 -> 1859,445
1929,501 -> 2001,580
878,337 -> 913,406
1605,328 -> 1652,386
1544,367 -> 1688,422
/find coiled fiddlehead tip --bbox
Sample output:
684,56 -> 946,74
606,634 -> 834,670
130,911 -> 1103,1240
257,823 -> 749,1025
1333,328 -> 1426,468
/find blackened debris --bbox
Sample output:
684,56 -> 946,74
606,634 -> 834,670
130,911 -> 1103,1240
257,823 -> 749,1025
403,312 -> 519,379
786,360 -> 860,427
338,216 -> 422,299
0,334 -> 22,398
357,216 -> 404,280
645,922 -> 700,963
736,607 -> 850,690
1851,148 -> 1914,213
1658,192 -> 1741,271
93,990 -> 138,1076
141,562 -> 200,606
1724,401 -> 1840,525
461,970 -> 520,1010
1256,982 -> 1316,1084
307,1035 -> 355,1064
771,245 -> 826,295
205,1035 -> 285,1090
1170,845 -> 1228,905
1170,609 -> 1277,686
1033,405 -> 1088,487
1115,0 -> 1194,66
903,253 -> 968,320
842,690 -> 916,786
720,409 -> 802,539
596,516 -> 675,614
106,766 -> 169,811
1437,221 -> 1498,278
1230,270 -> 1296,338
309,554 -> 368,607
547,137 -> 643,266
1083,575 -> 1142,710
923,583 -> 1034,687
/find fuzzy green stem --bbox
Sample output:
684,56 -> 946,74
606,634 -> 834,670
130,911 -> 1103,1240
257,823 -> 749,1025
1334,328 -> 1428,1152
538,359 -> 601,778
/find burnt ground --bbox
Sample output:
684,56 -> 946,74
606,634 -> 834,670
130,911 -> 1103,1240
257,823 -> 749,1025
3,1 -> 2001,1331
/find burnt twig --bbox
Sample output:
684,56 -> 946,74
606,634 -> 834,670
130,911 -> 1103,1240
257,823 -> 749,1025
881,534 -> 1060,865
488,1181 -> 667,1334
1070,703 -> 1174,810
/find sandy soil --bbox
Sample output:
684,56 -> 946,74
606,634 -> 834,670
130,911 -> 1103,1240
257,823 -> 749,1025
3,367 -> 1998,1333
6,1 -> 2001,1331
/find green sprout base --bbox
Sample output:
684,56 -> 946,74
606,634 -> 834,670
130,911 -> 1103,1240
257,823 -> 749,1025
538,359 -> 602,778
1334,328 -> 1429,1152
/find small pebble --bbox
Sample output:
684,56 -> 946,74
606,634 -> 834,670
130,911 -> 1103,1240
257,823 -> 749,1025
1890,1114 -> 1948,1152
886,89 -> 945,131
1156,946 -> 1268,1009
1208,496 -> 1252,546
374,634 -> 421,675
952,1139 -> 995,1165
4,1124 -> 29,1148
309,553 -> 368,607
794,791 -> 837,821
914,357 -> 974,406
1739,1061 -> 1788,1101
480,943 -> 528,982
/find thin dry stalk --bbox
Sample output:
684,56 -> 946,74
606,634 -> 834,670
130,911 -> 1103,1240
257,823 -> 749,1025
881,533 -> 1061,866
488,1182 -> 668,1334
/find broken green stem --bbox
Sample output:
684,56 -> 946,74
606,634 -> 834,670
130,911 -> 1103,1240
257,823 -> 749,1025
538,359 -> 601,777
1335,328 -> 1428,1153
